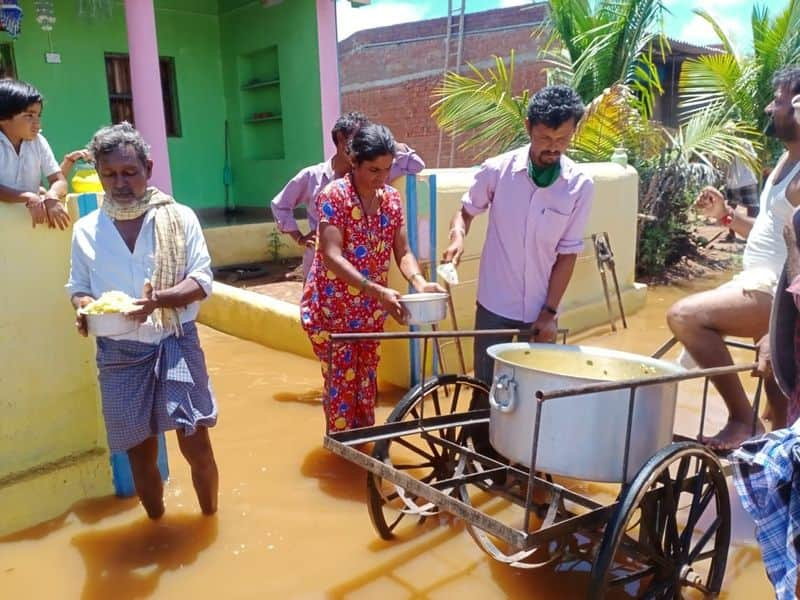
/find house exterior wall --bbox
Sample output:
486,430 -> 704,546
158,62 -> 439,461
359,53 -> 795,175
2,0 -> 325,212
219,0 -> 325,212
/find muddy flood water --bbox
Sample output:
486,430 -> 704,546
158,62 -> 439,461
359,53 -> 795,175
0,272 -> 775,599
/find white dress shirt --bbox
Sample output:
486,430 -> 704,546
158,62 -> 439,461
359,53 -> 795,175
0,132 -> 60,193
66,203 -> 213,344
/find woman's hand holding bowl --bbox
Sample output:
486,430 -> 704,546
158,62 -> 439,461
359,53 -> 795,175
378,286 -> 406,324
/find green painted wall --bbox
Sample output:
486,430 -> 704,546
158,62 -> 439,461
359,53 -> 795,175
2,0 -> 323,211
218,0 -> 324,210
1,1 -> 224,209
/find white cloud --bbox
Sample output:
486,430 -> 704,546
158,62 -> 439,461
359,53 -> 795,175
676,11 -> 747,46
336,1 -> 426,41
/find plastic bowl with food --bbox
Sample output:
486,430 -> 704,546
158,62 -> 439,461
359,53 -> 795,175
399,292 -> 449,325
79,290 -> 140,337
79,310 -> 139,337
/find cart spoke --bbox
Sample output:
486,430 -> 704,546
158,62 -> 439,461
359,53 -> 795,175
394,436 -> 435,461
386,509 -> 406,532
687,515 -> 721,562
657,472 -> 681,558
430,388 -> 442,416
449,382 -> 462,415
608,564 -> 656,587
680,478 -> 715,551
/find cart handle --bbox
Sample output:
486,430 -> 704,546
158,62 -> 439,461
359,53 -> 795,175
329,328 -> 568,341
535,362 -> 757,401
489,373 -> 517,413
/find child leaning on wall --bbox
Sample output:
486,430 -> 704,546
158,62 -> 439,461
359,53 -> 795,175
0,79 -> 70,230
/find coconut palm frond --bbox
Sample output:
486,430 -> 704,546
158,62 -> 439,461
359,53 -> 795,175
673,108 -> 763,173
570,84 -> 667,163
678,54 -> 742,120
431,53 -> 529,159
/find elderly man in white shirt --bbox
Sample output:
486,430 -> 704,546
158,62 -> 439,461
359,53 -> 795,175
66,122 -> 218,520
0,79 -> 70,229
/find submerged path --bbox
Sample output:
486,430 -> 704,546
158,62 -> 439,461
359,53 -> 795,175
0,273 -> 772,599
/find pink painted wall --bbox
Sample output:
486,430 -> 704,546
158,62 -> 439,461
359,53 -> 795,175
316,0 -> 341,158
124,0 -> 173,193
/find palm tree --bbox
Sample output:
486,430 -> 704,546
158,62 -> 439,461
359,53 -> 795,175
432,0 -> 669,162
678,0 -> 800,168
538,0 -> 667,116
431,0 -> 762,276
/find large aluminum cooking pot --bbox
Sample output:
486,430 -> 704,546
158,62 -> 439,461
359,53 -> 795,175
487,343 -> 684,483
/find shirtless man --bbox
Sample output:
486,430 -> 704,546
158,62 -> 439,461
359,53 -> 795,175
667,66 -> 800,450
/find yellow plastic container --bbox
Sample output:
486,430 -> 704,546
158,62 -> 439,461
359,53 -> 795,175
71,167 -> 104,193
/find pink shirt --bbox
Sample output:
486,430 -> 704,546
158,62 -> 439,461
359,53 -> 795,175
462,145 -> 594,322
270,146 -> 425,234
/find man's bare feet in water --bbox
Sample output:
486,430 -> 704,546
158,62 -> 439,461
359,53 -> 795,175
701,419 -> 765,451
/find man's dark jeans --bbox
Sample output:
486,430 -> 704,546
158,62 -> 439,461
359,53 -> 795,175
469,303 -> 534,454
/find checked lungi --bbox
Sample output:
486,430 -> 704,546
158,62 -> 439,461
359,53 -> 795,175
732,423 -> 800,600
96,321 -> 217,452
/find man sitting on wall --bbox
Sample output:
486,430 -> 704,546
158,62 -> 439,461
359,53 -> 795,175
270,111 -> 425,277
667,66 -> 800,450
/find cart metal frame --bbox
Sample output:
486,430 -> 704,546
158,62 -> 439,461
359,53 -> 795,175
324,329 -> 755,598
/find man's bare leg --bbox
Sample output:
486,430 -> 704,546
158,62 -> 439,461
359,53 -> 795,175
177,427 -> 218,515
127,436 -> 165,519
764,376 -> 788,429
667,285 -> 771,449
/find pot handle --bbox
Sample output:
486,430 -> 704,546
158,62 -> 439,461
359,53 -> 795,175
489,373 -> 517,413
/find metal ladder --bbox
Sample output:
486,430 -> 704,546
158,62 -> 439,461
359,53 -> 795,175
435,0 -> 466,168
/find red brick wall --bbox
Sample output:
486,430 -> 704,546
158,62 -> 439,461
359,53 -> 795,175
341,60 -> 548,168
340,13 -> 549,168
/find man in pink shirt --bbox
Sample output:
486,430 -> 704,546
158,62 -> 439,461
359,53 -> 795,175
443,85 -> 593,413
271,112 -> 426,276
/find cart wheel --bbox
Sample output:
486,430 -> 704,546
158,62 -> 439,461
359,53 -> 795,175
588,441 -> 730,599
367,374 -> 489,540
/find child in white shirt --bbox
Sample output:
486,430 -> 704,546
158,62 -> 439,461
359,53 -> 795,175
0,79 -> 70,229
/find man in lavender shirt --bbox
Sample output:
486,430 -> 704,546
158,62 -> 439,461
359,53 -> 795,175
443,85 -> 593,432
271,112 -> 426,277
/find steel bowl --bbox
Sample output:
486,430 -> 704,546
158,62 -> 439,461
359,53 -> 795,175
80,310 -> 139,337
399,292 -> 449,325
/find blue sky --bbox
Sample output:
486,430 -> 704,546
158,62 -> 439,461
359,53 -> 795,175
336,0 -> 790,48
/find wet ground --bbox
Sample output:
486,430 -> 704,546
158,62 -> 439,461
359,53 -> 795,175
0,271 -> 774,599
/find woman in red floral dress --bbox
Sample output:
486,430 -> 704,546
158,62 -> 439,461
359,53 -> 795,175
301,124 -> 443,432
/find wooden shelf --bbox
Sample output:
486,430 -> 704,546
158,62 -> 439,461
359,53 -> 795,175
241,79 -> 280,91
246,115 -> 282,123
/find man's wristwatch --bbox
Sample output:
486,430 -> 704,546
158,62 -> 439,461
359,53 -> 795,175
543,304 -> 558,316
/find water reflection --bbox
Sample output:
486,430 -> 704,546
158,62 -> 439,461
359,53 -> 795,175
0,496 -> 139,543
71,514 -> 218,600
301,446 -> 368,503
